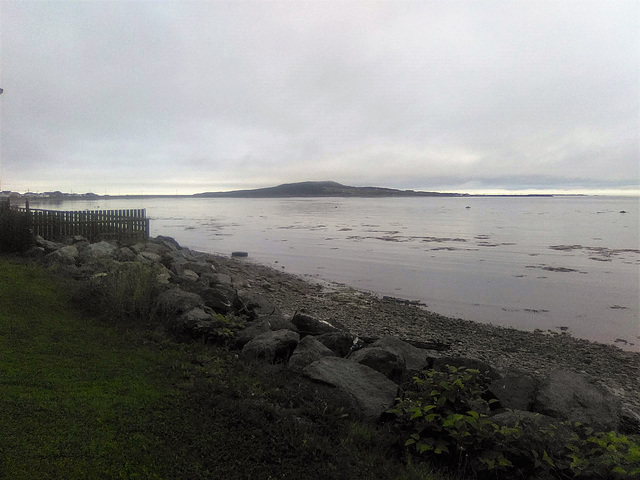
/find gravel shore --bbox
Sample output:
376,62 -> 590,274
216,255 -> 640,415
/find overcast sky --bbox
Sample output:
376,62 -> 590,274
1,0 -> 638,195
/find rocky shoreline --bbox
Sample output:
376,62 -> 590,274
27,234 -> 640,425
216,253 -> 640,415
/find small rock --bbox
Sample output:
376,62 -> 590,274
138,251 -> 162,263
180,269 -> 200,283
155,265 -> 172,285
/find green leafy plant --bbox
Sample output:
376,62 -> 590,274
390,365 -> 640,480
205,313 -> 246,343
564,426 -> 640,479
390,365 -> 521,477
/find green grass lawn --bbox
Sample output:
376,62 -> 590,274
0,258 -> 441,480
0,259 -> 180,478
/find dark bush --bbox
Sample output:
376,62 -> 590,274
0,208 -> 34,253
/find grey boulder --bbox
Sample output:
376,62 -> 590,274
175,307 -> 215,336
241,329 -> 300,363
114,246 -> 137,262
291,311 -> 338,335
489,370 -> 540,411
155,288 -> 204,319
138,251 -> 163,264
370,336 -> 429,372
301,357 -> 398,421
183,261 -> 216,276
315,331 -> 356,357
232,320 -> 273,349
532,370 -> 621,432
83,241 -> 117,259
35,236 -> 64,253
200,284 -> 237,313
350,347 -> 406,384
288,336 -> 336,372
232,315 -> 299,349
44,245 -> 78,264
201,272 -> 233,286
236,290 -> 278,318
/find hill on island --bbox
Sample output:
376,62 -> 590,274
194,181 -> 464,198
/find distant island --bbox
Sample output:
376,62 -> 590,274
194,181 -> 467,198
2,181 -> 554,200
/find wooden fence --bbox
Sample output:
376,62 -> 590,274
10,203 -> 150,242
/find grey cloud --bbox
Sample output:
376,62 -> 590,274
1,0 -> 638,194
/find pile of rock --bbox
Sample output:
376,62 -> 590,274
30,234 -> 640,436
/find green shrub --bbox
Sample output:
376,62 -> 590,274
563,427 -> 640,479
0,209 -> 34,253
201,313 -> 246,343
390,365 -> 640,480
390,365 -> 521,477
76,261 -> 160,324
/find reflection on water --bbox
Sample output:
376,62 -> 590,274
34,196 -> 640,350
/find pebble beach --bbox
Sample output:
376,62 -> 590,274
216,255 -> 640,416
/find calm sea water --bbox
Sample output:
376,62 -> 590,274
37,196 -> 640,350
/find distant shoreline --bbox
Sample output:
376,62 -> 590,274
6,193 -> 558,203
3,180 -> 559,200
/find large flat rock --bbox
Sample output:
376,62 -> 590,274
302,357 -> 398,420
288,336 -> 336,372
241,329 -> 300,364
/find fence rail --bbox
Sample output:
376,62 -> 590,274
9,202 -> 150,242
